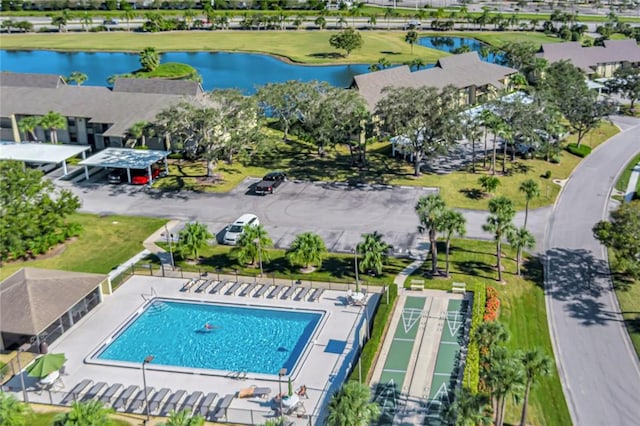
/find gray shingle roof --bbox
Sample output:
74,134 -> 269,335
113,78 -> 204,96
538,40 -> 640,73
0,268 -> 106,335
353,52 -> 517,110
0,72 -> 66,89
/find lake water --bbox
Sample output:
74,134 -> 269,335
0,50 -> 371,93
418,36 -> 504,64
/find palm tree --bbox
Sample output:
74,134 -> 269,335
446,387 -> 492,426
415,194 -> 447,276
367,15 -> 377,29
232,224 -> 272,267
39,111 -> 67,144
479,109 -> 497,170
348,2 -> 365,27
518,179 -> 540,229
80,12 -> 92,31
507,227 -> 535,276
126,121 -> 152,147
0,392 -> 32,426
491,352 -> 524,426
286,232 -> 326,272
176,222 -> 213,261
67,71 -> 88,86
478,175 -> 500,196
474,320 -> 509,359
315,16 -> 327,30
384,7 -> 397,30
161,409 -> 205,426
464,116 -> 482,173
122,4 -> 136,31
439,209 -> 466,277
139,46 -> 160,72
183,9 -> 197,29
499,121 -> 514,175
326,381 -> 381,426
509,72 -> 528,91
483,196 -> 516,283
405,30 -> 418,54
519,349 -> 552,426
18,116 -> 40,141
53,400 -> 113,426
357,231 -> 391,276
407,57 -> 425,70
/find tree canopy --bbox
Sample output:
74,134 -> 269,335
0,161 -> 81,262
593,200 -> 640,278
329,27 -> 364,57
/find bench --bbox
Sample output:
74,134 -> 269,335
195,279 -> 213,293
282,285 -> 297,300
410,279 -> 424,291
212,394 -> 234,421
225,281 -> 242,296
181,278 -> 198,292
239,282 -> 257,297
309,287 -> 325,302
210,280 -> 227,294
451,282 -> 466,294
269,285 -> 286,299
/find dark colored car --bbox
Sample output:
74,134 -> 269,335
255,171 -> 287,195
107,168 -> 127,184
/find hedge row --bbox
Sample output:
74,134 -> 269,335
463,281 -> 485,393
566,143 -> 592,158
349,283 -> 398,383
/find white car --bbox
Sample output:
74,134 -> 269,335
223,214 -> 259,245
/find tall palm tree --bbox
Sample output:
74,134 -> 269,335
161,409 -> 205,426
490,351 -> 524,426
484,112 -> 507,175
315,16 -> 327,30
518,179 -> 540,229
479,109 -> 496,170
405,30 -> 418,54
367,15 -> 377,29
446,387 -> 492,426
286,232 -> 326,271
177,222 -> 213,261
507,227 -> 535,276
348,2 -> 365,27
499,121 -> 514,175
326,381 -> 381,426
39,111 -> 67,144
0,392 -> 32,426
80,12 -> 92,31
519,349 -> 552,426
53,400 -> 113,426
357,231 -> 391,276
384,7 -> 397,30
415,194 -> 447,276
67,71 -> 88,86
483,196 -> 516,283
473,320 -> 509,359
232,224 -> 272,267
122,4 -> 136,31
18,116 -> 39,141
464,116 -> 482,173
439,209 -> 466,277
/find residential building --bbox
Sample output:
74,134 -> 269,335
537,39 -> 640,78
353,52 -> 518,111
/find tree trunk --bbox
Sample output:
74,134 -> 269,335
517,248 -> 522,276
502,139 -> 508,174
520,382 -> 532,426
497,239 -> 503,282
524,200 -> 530,229
492,134 -> 497,175
414,150 -> 421,176
141,135 -> 146,147
483,130 -> 488,169
471,137 -> 476,173
445,239 -> 450,277
206,159 -> 215,177
430,228 -> 438,275
498,396 -> 508,426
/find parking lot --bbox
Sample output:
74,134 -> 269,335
58,175 -> 437,254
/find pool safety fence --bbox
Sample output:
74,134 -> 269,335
4,387 -> 319,425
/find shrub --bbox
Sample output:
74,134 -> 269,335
566,143 -> 592,158
542,170 -> 552,179
463,282 -> 485,392
483,286 -> 501,322
167,152 -> 184,160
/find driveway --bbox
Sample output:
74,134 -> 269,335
545,117 -> 640,426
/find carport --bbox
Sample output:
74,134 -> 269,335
78,147 -> 169,184
0,142 -> 90,176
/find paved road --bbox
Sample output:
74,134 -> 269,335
545,116 -> 640,426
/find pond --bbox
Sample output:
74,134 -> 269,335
419,36 -> 504,64
0,50 -> 371,93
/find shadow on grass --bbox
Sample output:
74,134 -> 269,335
307,52 -> 343,59
460,188 -> 484,200
455,259 -> 496,280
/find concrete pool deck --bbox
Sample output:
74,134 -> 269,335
4,275 -> 373,425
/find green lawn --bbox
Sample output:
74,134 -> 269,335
0,214 -> 166,280
410,239 -> 571,426
610,249 -> 640,358
0,30 -> 559,64
151,242 -> 411,286
26,411 -> 132,426
615,153 -> 640,195
155,121 -> 618,211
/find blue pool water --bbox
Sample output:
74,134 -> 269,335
96,300 -> 322,375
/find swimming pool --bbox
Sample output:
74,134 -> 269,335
93,299 -> 323,375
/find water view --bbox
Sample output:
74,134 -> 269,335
419,36 -> 504,63
0,50 -> 371,93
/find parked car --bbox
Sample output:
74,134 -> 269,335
107,168 -> 127,184
404,20 -> 421,30
255,171 -> 287,195
103,19 -> 119,25
223,214 -> 259,245
130,167 -> 162,185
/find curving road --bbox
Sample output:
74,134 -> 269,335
545,115 -> 640,426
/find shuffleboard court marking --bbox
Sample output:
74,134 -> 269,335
445,310 -> 465,337
428,381 -> 451,409
382,368 -> 407,373
393,337 -> 414,342
401,307 -> 423,333
375,379 -> 399,415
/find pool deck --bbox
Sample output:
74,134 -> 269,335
4,275 -> 372,425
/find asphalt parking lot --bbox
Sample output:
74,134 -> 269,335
61,175 -> 438,254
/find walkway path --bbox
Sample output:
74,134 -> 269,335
545,116 -> 640,426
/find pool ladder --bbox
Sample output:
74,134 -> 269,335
141,287 -> 158,302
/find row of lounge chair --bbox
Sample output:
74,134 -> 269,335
181,278 -> 326,302
60,379 -> 234,420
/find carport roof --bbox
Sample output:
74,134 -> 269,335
79,147 -> 169,169
0,142 -> 90,164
